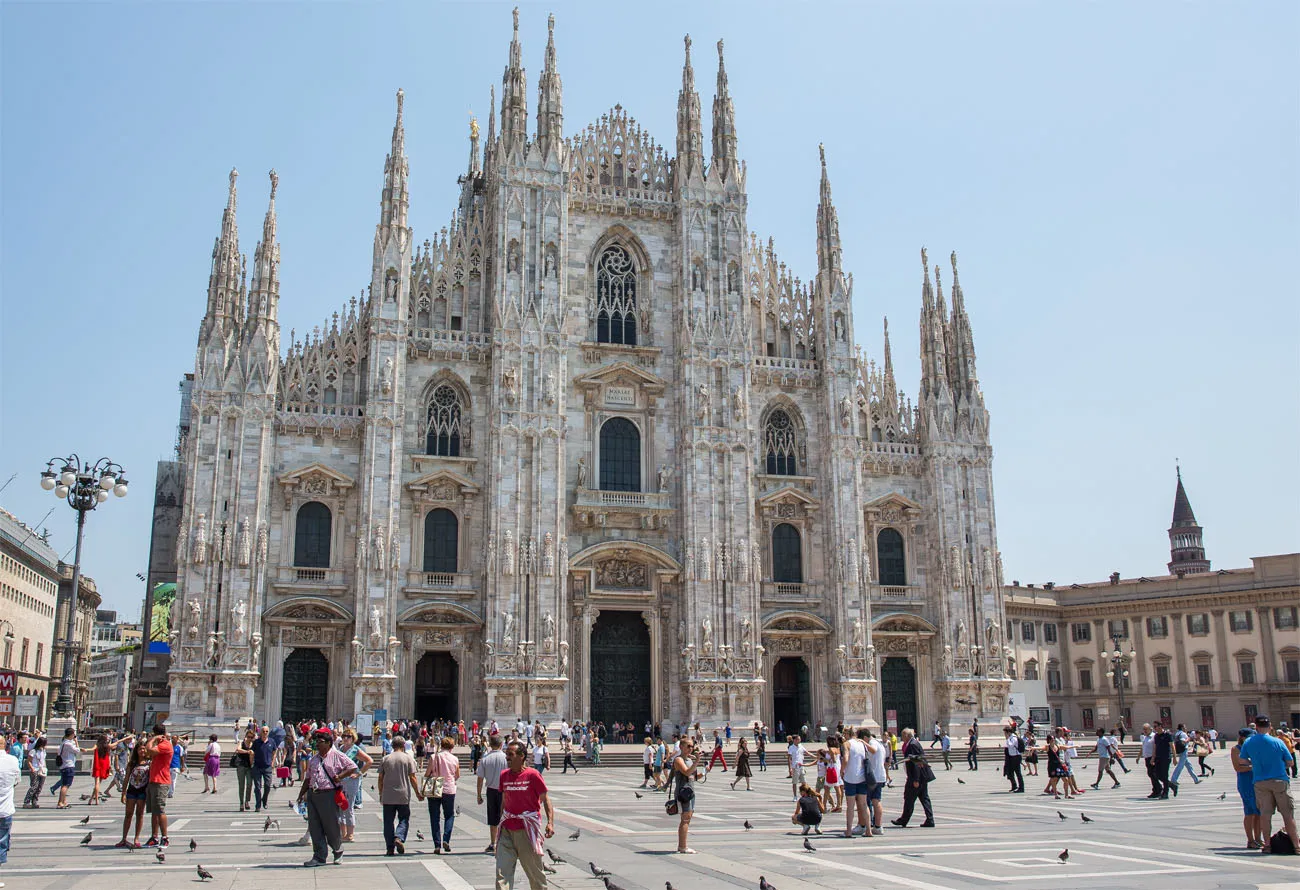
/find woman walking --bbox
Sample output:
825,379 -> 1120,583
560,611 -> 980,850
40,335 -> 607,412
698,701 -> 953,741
1024,732 -> 1039,776
90,735 -> 112,805
756,732 -> 767,772
22,736 -> 47,808
729,737 -> 753,791
670,736 -> 703,854
202,734 -> 222,793
337,729 -> 373,842
116,743 -> 151,849
1196,731 -> 1216,776
296,728 -> 357,867
424,736 -> 460,853
234,728 -> 256,811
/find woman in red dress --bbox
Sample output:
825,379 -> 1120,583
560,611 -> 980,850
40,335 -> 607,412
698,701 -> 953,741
90,735 -> 113,804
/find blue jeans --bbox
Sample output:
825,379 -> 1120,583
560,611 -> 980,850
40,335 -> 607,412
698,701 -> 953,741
427,793 -> 455,845
382,803 -> 410,853
253,767 -> 274,809
1170,751 -> 1199,784
0,814 -> 11,864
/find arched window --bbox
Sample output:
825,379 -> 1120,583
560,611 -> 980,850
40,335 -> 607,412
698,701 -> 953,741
423,508 -> 459,573
595,245 -> 637,345
599,417 -> 641,492
764,409 -> 799,475
294,501 -> 332,568
877,528 -> 906,586
425,384 -> 464,456
772,523 -> 803,583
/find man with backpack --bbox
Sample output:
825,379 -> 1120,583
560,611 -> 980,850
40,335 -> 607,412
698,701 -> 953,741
1169,723 -> 1201,791
1002,725 -> 1025,792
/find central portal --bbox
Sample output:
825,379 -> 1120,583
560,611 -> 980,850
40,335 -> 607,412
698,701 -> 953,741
415,651 -> 459,723
880,656 -> 918,734
589,611 -> 651,729
282,648 -> 329,725
772,656 -> 811,734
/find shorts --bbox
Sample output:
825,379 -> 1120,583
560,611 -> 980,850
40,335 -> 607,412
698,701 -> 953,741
146,783 -> 168,814
678,794 -> 695,813
1254,779 -> 1295,821
125,787 -> 147,802
59,767 -> 76,786
644,765 -> 654,780
485,788 -> 502,827
815,777 -> 826,792
866,783 -> 883,803
843,780 -> 871,797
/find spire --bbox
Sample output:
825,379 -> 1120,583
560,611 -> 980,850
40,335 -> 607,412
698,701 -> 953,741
485,84 -> 497,167
882,316 -> 897,407
815,144 -> 842,274
248,169 -> 280,325
500,6 -> 528,155
379,89 -> 409,231
947,250 -> 980,399
918,246 -> 951,404
535,12 -> 563,156
710,38 -> 738,182
1167,464 -> 1210,575
205,167 -> 242,325
675,34 -> 704,182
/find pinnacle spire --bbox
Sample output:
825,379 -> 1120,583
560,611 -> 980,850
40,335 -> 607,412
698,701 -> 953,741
205,167 -> 242,325
815,144 -> 842,274
882,316 -> 897,406
248,169 -> 280,325
947,249 -> 979,399
1168,465 -> 1210,574
536,12 -> 563,155
500,6 -> 528,155
379,89 -> 409,231
676,34 -> 704,181
710,38 -> 738,182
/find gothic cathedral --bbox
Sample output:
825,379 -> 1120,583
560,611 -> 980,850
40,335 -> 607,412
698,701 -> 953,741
168,10 -> 1010,735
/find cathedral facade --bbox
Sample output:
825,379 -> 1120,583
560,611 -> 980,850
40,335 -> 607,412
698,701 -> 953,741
168,11 -> 1009,735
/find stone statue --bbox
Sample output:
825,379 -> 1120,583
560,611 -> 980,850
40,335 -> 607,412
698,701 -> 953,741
391,529 -> 401,572
522,536 -> 536,574
387,636 -> 401,673
186,598 -> 202,639
193,513 -> 207,565
544,370 -> 556,405
752,540 -> 762,582
716,541 -> 728,581
864,644 -> 876,679
369,603 -> 384,648
483,638 -> 495,674
851,617 -> 866,656
575,457 -> 588,489
175,526 -> 188,565
735,538 -> 748,580
684,543 -> 695,580
732,386 -> 746,420
971,647 -> 984,676
699,537 -> 712,581
373,524 -> 387,571
558,537 -> 569,578
861,546 -> 871,583
657,465 -> 670,492
954,619 -> 966,653
381,356 -> 394,395
502,367 -> 518,404
701,616 -> 713,654
740,616 -> 752,654
256,521 -> 268,564
351,637 -> 363,672
485,533 -> 496,571
835,645 -> 848,678
356,525 -> 368,571
501,611 -> 515,650
502,530 -> 515,575
695,384 -> 710,421
846,539 -> 858,583
949,545 -> 962,590
167,625 -> 180,652
543,532 -> 554,576
941,643 -> 954,677
206,632 -> 223,668
982,547 -> 994,588
236,517 -> 251,567
681,646 -> 695,675
678,618 -> 687,644
559,640 -> 569,672
230,599 -> 247,645
544,247 -> 556,279
838,395 -> 852,428
249,632 -> 262,672
542,612 -> 555,647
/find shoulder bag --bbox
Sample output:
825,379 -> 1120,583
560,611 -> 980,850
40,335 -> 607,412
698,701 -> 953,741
421,753 -> 445,799
321,760 -> 349,811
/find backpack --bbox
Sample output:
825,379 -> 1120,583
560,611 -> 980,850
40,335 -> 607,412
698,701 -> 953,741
1175,735 -> 1187,755
1016,735 -> 1027,754
1269,829 -> 1296,855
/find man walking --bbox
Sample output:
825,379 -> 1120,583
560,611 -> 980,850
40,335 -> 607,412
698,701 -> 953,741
892,728 -> 934,828
495,740 -> 554,889
143,725 -> 173,848
930,721 -> 942,749
477,734 -> 509,853
1169,723 -> 1201,791
377,736 -> 422,856
1153,723 -> 1175,799
251,724 -> 276,812
0,739 -> 20,877
1091,729 -> 1121,789
1002,725 -> 1025,792
1241,715 -> 1298,853
48,728 -> 80,809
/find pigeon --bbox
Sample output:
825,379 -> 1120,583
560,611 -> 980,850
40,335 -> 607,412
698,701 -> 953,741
1218,792 -> 1226,801
759,878 -> 778,890
79,793 -> 89,801
803,837 -> 816,852
198,864 -> 214,881
543,864 -> 557,874
1058,848 -> 1069,863
634,791 -> 643,799
189,838 -> 198,852
1081,813 -> 1093,823
591,861 -> 612,877
156,850 -> 165,863
546,848 -> 563,864
744,820 -> 753,830
957,777 -> 965,784
79,814 -> 91,824
416,830 -> 425,841
569,829 -> 581,840
456,804 -> 462,816
602,878 -> 628,890
1057,811 -> 1067,821
666,883 -> 676,890
80,831 -> 93,846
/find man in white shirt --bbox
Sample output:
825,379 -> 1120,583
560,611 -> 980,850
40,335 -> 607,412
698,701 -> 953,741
1090,729 -> 1121,789
475,734 -> 508,853
1140,723 -> 1160,797
1003,726 -> 1025,792
559,720 -> 571,745
641,739 -> 656,788
0,743 -> 20,874
787,736 -> 810,801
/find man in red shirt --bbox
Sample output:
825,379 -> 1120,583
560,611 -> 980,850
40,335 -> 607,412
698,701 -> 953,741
494,740 -> 554,889
143,724 -> 173,847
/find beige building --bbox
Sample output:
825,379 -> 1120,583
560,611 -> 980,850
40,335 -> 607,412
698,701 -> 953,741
1006,474 -> 1300,733
50,565 -> 102,728
0,507 -> 61,731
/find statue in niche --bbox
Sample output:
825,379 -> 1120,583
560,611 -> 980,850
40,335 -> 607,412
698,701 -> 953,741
558,537 -> 568,579
846,539 -> 858,582
193,513 -> 207,565
838,395 -> 852,428
485,534 -> 496,571
954,619 -> 966,653
971,647 -> 984,676
236,517 -> 251,567
861,546 -> 871,583
391,531 -> 401,572
949,545 -> 962,590
256,521 -> 268,564
544,245 -> 557,279
230,599 -> 247,645
982,547 -> 994,587
186,599 -> 202,639
206,632 -> 223,668
369,603 -> 384,648
851,617 -> 866,656
502,530 -> 515,575
351,637 -> 363,672
543,533 -> 554,576
864,644 -> 876,679
384,270 -> 398,301
701,616 -> 713,654
502,367 -> 518,404
381,356 -> 394,395
678,618 -> 687,645
356,525 -> 368,571
373,525 -> 387,571
542,612 -> 555,649
732,386 -> 746,420
387,636 -> 401,673
752,540 -> 762,582
575,457 -> 588,489
559,640 -> 569,672
176,526 -> 188,565
735,538 -> 748,580
658,465 -> 671,492
699,537 -> 712,581
250,632 -> 262,672
483,639 -> 495,674
543,371 -> 556,406
834,314 -> 844,341
695,384 -> 710,421
740,617 -> 752,654
501,611 -> 515,650
506,241 -> 521,273
684,543 -> 695,580
941,643 -> 954,677
835,645 -> 848,678
681,646 -> 696,675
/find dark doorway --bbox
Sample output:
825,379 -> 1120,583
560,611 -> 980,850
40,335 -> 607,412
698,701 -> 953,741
772,656 -> 811,734
589,611 -> 651,729
282,648 -> 329,724
415,652 -> 459,723
880,656 -> 918,735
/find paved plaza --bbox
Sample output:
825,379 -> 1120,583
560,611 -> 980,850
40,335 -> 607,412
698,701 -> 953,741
4,761 -> 1297,889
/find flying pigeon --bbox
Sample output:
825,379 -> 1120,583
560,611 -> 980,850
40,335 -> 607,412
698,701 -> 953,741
743,820 -> 753,830
189,838 -> 198,852
803,837 -> 816,852
80,831 -> 93,846
591,861 -> 612,877
156,850 -> 166,863
634,791 -> 643,799
1081,813 -> 1093,823
1057,811 -> 1067,821
546,847 -> 563,863
1058,848 -> 1069,863
569,829 -> 581,840
198,864 -> 214,881
760,878 -> 778,890
602,878 -> 628,890
79,814 -> 91,824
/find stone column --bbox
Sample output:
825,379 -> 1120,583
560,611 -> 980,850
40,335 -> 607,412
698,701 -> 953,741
642,610 -> 659,725
1256,606 -> 1278,683
580,607 -> 597,721
1170,612 -> 1188,690
263,636 -> 286,721
1130,615 -> 1149,693
1212,610 -> 1232,693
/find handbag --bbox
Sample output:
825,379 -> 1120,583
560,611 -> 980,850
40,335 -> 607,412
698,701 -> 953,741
422,753 -> 446,799
322,762 -> 349,811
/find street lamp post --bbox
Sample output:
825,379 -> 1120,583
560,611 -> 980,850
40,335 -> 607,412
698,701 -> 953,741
1103,633 -> 1138,732
40,455 -> 128,720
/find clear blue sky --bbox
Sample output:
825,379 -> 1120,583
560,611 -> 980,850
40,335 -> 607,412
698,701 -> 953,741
2,2 -> 1296,619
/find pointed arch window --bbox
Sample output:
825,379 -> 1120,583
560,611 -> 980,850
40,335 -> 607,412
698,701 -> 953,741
595,245 -> 637,345
877,528 -> 906,586
423,508 -> 459,573
599,417 -> 641,492
772,523 -> 803,583
294,501 -> 332,568
425,384 -> 465,456
764,409 -> 799,475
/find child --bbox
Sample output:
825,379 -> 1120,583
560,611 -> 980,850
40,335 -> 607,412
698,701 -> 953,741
792,783 -> 823,835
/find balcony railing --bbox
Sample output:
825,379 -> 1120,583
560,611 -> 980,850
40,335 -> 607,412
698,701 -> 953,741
404,571 -> 475,593
871,584 -> 924,601
275,567 -> 345,587
575,488 -> 671,510
754,355 -> 820,373
761,581 -> 820,602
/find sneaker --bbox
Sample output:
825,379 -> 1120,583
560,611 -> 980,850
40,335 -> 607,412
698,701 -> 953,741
160,838 -> 170,848
484,844 -> 495,853
303,858 -> 326,867
872,827 -> 883,836
145,837 -> 159,847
